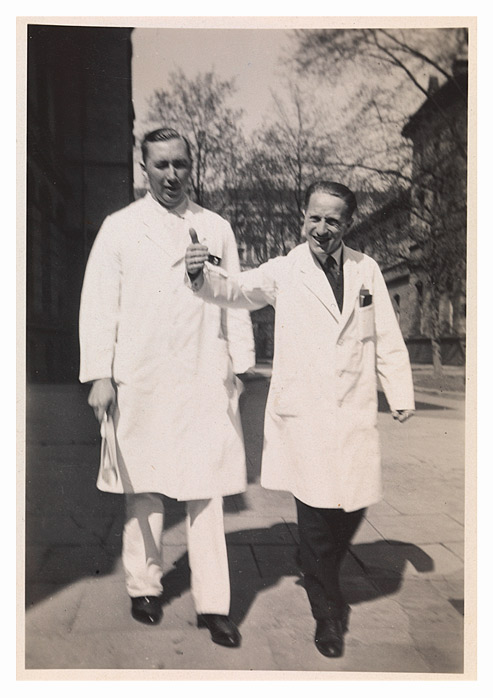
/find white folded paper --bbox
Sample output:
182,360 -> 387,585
97,412 -> 124,493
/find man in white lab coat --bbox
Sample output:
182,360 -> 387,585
185,181 -> 415,658
79,127 -> 255,647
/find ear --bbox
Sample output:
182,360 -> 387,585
140,161 -> 147,176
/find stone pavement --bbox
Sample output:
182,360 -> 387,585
20,366 -> 470,677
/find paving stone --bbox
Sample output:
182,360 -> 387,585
25,582 -> 86,635
444,506 -> 465,526
233,484 -> 297,518
352,518 -> 385,544
428,577 -> 465,607
25,624 -> 278,671
160,521 -> 188,545
22,383 -> 468,675
407,632 -> 464,673
35,544 -> 123,584
349,540 -> 432,581
26,513 -> 109,547
391,579 -> 465,655
223,492 -> 249,513
285,521 -> 300,544
72,574 -> 191,634
239,575 -> 311,631
252,544 -> 300,578
336,639 -> 432,673
228,544 -> 259,577
367,499 -> 402,516
25,544 -> 50,582
367,513 -> 464,545
382,489 -> 465,518
403,543 -> 464,579
224,516 -> 295,545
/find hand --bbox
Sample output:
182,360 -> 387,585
186,228 -> 209,277
88,378 -> 116,422
391,409 -> 415,423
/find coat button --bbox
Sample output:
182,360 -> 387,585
337,339 -> 344,346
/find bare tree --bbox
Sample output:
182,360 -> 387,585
289,27 -> 468,374
144,69 -> 245,207
237,84 -> 344,262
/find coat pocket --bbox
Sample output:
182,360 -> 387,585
358,304 -> 375,341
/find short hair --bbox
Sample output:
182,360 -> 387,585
141,127 -> 192,163
304,181 -> 357,219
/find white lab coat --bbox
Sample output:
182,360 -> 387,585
192,242 -> 415,511
79,193 -> 255,500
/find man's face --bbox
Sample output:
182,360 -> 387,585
303,191 -> 352,259
141,138 -> 191,209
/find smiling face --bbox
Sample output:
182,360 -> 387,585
141,137 -> 191,209
303,191 -> 353,260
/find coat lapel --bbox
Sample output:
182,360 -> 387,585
298,244 -> 341,323
141,194 -> 205,266
339,245 -> 363,330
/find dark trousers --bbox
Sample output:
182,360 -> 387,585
295,498 -> 366,620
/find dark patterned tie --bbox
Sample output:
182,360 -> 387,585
324,255 -> 344,312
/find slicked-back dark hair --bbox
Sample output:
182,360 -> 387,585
303,181 -> 357,219
141,127 -> 192,163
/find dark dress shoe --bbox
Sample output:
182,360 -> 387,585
131,595 -> 163,625
315,618 -> 344,658
197,614 -> 241,648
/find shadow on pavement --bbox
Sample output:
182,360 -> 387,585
24,378 -> 450,611
377,391 -> 451,413
150,529 -> 435,626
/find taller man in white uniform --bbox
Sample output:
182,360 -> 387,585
79,127 -> 255,647
186,181 -> 415,658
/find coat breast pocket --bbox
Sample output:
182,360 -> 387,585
358,304 -> 375,341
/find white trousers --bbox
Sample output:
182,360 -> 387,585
122,493 -> 230,615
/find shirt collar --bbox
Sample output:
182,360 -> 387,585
146,191 -> 190,218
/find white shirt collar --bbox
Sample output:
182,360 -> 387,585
146,191 -> 190,218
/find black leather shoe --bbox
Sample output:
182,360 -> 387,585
131,596 -> 163,625
197,614 -> 241,648
315,618 -> 344,658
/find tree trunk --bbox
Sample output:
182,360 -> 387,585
429,286 -> 444,377
430,336 -> 443,377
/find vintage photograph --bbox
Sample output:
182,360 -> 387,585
20,16 -> 474,678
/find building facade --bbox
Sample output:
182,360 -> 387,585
26,24 -> 135,382
347,59 -> 468,365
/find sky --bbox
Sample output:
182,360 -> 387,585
131,27 -> 293,137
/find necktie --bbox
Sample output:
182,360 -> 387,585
324,256 -> 344,312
